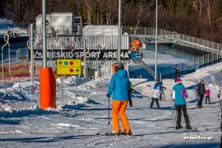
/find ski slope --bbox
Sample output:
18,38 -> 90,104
0,18 -> 220,148
0,61 -> 221,148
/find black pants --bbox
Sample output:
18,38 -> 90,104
197,93 -> 204,106
175,105 -> 190,126
205,96 -> 211,104
150,97 -> 160,109
128,91 -> 133,107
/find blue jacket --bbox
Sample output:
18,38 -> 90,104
172,83 -> 187,105
107,69 -> 130,100
154,82 -> 162,89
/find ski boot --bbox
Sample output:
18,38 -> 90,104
186,124 -> 192,130
175,124 -> 182,130
121,130 -> 132,136
111,131 -> 120,136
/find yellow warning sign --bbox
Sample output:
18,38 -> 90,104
57,59 -> 81,75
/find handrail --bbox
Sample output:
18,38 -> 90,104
125,26 -> 222,52
1,33 -> 9,88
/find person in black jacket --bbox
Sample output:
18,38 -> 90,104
196,80 -> 205,108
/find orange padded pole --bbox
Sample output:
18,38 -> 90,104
39,67 -> 56,109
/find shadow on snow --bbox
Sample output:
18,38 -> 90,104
0,109 -> 58,118
0,134 -> 95,143
157,142 -> 220,148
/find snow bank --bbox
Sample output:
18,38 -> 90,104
0,18 -> 28,34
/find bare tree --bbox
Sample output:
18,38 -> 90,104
192,0 -> 208,17
134,1 -> 154,33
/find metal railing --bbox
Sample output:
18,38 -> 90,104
124,26 -> 222,52
31,25 -> 222,80
34,35 -> 129,50
145,51 -> 222,79
35,25 -> 82,35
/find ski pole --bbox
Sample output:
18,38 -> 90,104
108,96 -> 111,125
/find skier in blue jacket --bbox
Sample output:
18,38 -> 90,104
107,62 -> 132,135
172,78 -> 191,130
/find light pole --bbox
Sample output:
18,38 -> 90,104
117,0 -> 121,62
42,0 -> 47,67
154,0 -> 158,81
39,0 -> 56,109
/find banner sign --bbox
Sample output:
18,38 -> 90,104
33,49 -> 129,60
0,62 -> 29,80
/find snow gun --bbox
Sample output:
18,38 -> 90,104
129,39 -> 143,60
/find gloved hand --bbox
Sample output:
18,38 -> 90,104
129,102 -> 133,107
107,94 -> 111,98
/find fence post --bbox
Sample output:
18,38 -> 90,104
83,39 -> 87,78
203,55 -> 205,65
208,54 -> 210,64
169,66 -> 171,77
30,24 -> 34,83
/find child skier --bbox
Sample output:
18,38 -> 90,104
218,87 -> 222,100
107,62 -> 132,135
205,87 -> 211,104
172,78 -> 191,130
150,83 -> 160,109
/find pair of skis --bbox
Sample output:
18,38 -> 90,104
97,96 -> 134,136
96,132 -> 133,136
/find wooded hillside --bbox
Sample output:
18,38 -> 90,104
1,0 -> 222,42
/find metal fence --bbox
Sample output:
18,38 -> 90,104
124,26 -> 222,78
34,35 -> 129,50
123,26 -> 222,52
2,25 -> 222,83
150,51 -> 222,79
29,26 -> 222,81
32,34 -> 130,79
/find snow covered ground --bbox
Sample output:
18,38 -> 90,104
141,49 -> 189,66
0,18 -> 220,147
0,61 -> 221,148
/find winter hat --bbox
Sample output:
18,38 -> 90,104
175,78 -> 182,83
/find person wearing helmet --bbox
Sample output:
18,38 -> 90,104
107,62 -> 132,135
